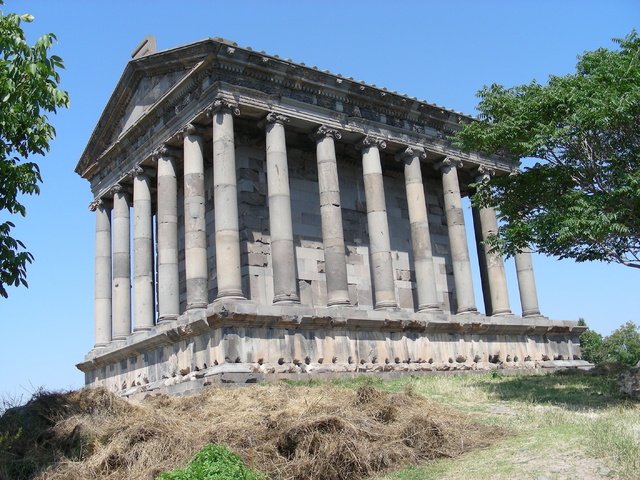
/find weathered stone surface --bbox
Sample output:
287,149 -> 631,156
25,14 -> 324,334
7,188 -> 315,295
78,38 -> 582,395
618,363 -> 640,400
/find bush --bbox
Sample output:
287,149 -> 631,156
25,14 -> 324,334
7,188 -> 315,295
156,443 -> 264,480
602,322 -> 640,367
580,321 -> 640,367
580,329 -> 605,364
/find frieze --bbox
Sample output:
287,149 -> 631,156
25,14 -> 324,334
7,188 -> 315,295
84,48 -> 512,195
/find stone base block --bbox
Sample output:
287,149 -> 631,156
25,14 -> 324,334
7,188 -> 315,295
78,300 -> 588,396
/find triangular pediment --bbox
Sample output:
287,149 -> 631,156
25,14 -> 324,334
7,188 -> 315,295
112,68 -> 188,144
76,40 -> 216,177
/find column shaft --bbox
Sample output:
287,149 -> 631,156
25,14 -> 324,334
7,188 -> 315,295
473,205 -> 511,315
183,127 -> 208,309
362,139 -> 397,308
133,171 -> 155,330
399,148 -> 439,311
112,187 -> 131,339
515,249 -> 541,316
265,114 -> 299,303
157,152 -> 180,320
440,160 -> 477,313
212,107 -> 244,299
93,201 -> 112,346
315,127 -> 350,306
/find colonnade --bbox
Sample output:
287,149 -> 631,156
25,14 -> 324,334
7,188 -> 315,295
88,103 -> 541,347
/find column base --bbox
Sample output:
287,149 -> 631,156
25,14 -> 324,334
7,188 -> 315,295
187,302 -> 208,310
374,301 -> 399,310
418,304 -> 442,312
491,309 -> 513,316
158,314 -> 179,323
273,293 -> 300,304
216,289 -> 246,301
455,307 -> 479,315
111,335 -> 128,342
327,297 -> 351,307
134,327 -> 153,333
523,310 -> 542,317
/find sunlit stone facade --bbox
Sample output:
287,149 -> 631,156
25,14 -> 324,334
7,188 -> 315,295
76,37 -> 587,395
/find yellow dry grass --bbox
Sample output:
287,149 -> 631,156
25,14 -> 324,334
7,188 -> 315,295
1,383 -> 502,480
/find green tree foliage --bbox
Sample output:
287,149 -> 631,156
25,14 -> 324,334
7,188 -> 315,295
156,444 -> 265,480
602,321 -> 640,367
580,320 -> 640,366
0,1 -> 69,297
454,32 -> 640,269
579,328 -> 605,365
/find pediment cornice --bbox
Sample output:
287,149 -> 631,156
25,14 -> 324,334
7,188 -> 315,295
77,38 -> 514,188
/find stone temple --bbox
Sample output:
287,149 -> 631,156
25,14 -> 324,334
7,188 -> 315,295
76,37 -> 588,395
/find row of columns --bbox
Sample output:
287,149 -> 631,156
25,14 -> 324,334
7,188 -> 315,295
90,105 -> 540,348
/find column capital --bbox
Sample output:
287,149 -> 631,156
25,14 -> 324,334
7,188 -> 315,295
89,198 -> 111,211
208,98 -> 240,116
312,124 -> 342,141
434,157 -> 463,172
178,123 -> 206,140
127,165 -> 154,180
474,165 -> 495,183
152,144 -> 182,161
357,135 -> 387,151
265,112 -> 289,125
395,146 -> 427,163
108,183 -> 129,197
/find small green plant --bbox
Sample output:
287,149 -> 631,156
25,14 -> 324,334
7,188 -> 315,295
156,444 -> 264,480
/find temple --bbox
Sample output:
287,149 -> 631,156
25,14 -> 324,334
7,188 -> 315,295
76,37 -> 588,395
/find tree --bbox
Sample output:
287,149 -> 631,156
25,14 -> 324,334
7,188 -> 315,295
0,2 -> 69,297
577,319 -> 605,364
602,321 -> 640,367
454,32 -> 640,269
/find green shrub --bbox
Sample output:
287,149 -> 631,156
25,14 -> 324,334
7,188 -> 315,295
580,329 -> 605,364
156,444 -> 264,480
580,321 -> 640,367
602,321 -> 640,367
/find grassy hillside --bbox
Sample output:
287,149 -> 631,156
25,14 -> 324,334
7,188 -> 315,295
0,370 -> 638,480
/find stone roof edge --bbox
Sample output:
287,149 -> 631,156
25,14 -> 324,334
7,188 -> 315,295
76,37 -> 497,178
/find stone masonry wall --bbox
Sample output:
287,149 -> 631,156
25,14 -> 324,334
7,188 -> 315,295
226,139 -> 455,309
173,135 -> 456,311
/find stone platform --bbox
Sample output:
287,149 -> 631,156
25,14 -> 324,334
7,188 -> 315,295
77,300 -> 588,395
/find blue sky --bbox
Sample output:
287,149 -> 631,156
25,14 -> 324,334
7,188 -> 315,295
0,0 -> 638,399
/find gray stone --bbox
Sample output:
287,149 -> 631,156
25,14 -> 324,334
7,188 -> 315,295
618,364 -> 640,400
77,38 -> 581,395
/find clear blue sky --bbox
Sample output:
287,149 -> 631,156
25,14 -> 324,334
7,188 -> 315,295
0,0 -> 638,399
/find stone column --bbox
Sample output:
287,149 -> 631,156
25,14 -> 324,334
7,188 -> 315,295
515,249 -> 541,316
265,113 -> 299,303
90,199 -> 112,347
472,167 -> 511,315
182,124 -> 209,309
111,184 -> 132,339
131,166 -> 155,330
314,125 -> 350,306
155,146 -> 180,321
211,99 -> 244,299
437,158 -> 477,313
397,147 -> 439,311
360,136 -> 397,309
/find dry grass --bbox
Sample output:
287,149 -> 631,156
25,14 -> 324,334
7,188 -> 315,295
0,382 -> 501,480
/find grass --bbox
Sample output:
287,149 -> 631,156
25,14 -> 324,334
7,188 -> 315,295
156,443 -> 265,480
278,371 -> 639,478
338,371 -> 638,480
